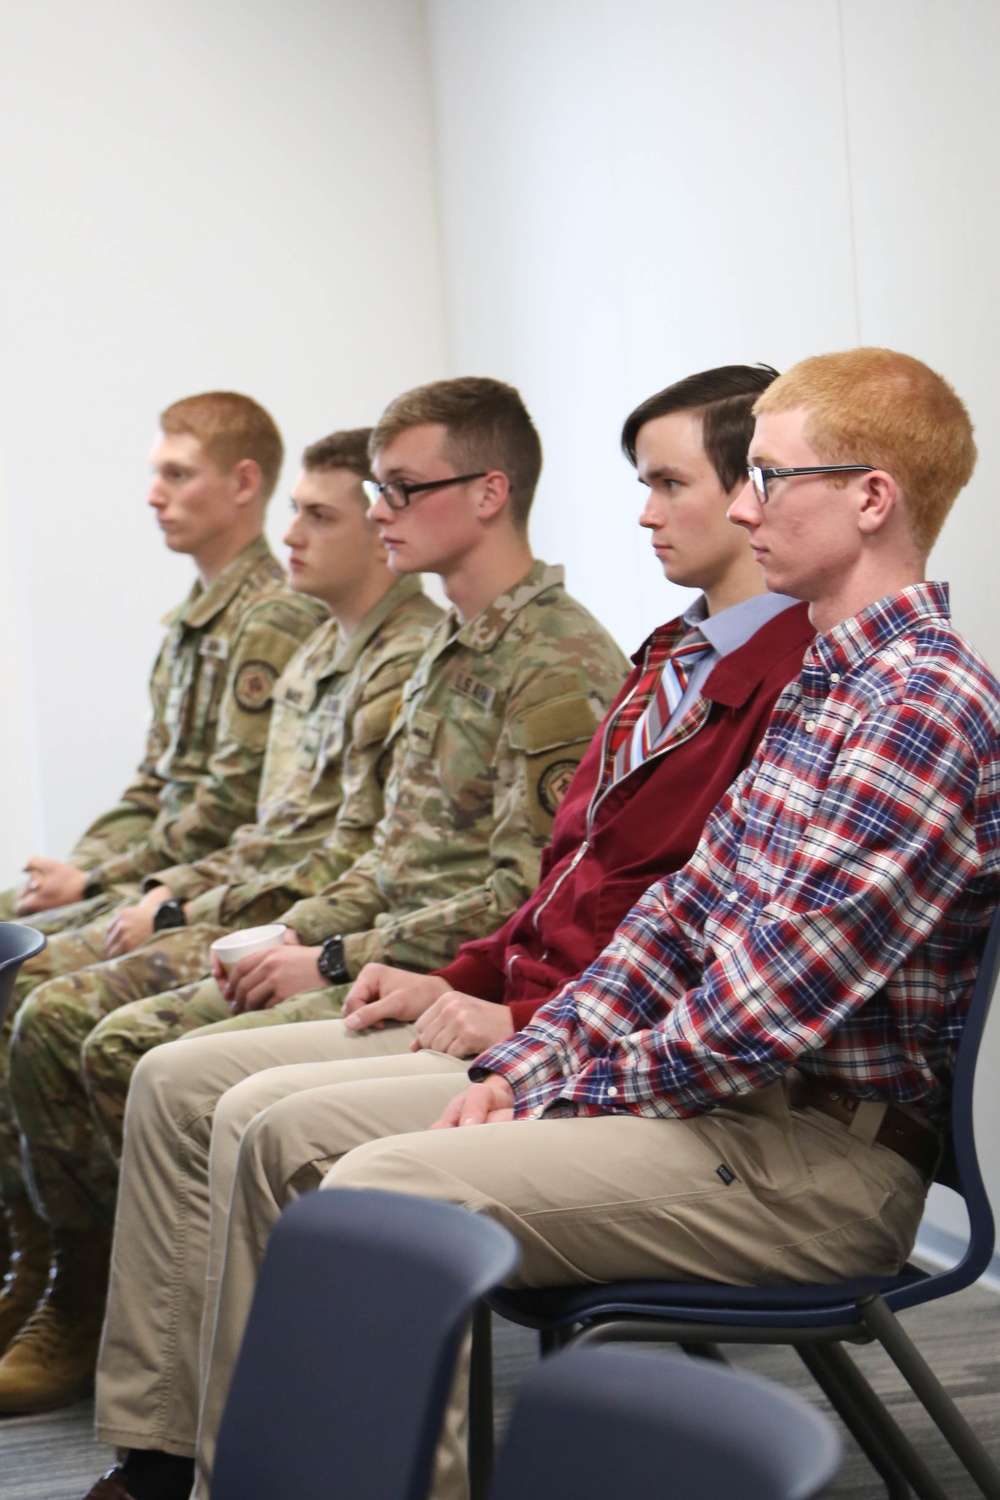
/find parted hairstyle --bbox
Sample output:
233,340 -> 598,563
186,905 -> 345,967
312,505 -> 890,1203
160,392 -> 284,503
754,348 -> 976,553
369,377 -> 543,529
621,364 -> 779,494
302,429 -> 374,482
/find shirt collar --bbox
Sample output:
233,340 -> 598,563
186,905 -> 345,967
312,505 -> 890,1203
328,574 -> 425,674
808,581 -> 950,678
697,591 -> 800,659
181,536 -> 275,629
449,561 -> 564,653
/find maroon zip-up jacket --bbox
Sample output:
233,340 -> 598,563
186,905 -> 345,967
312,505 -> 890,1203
434,602 -> 814,1027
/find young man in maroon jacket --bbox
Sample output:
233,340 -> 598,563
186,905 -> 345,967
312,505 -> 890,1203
82,364 -> 814,1500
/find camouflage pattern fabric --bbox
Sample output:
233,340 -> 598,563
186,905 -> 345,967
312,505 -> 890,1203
154,575 -> 441,925
0,922 -> 229,1208
3,537 -> 324,925
285,561 -> 628,972
4,581 -> 439,1223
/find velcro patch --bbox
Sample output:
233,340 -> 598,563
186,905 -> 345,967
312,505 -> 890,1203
234,660 -> 278,713
716,1163 -> 735,1185
536,758 -> 579,817
199,635 -> 231,661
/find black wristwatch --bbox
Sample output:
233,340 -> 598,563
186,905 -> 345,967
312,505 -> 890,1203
152,898 -> 187,933
317,934 -> 350,986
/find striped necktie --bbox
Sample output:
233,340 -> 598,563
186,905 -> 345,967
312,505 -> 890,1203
614,629 -> 711,781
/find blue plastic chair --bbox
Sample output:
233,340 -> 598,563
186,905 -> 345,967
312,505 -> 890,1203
212,1187 -> 519,1500
490,1345 -> 842,1500
0,922 -> 45,1028
475,900 -> 1000,1500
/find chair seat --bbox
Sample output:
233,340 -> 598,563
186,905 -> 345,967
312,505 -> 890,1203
489,1263 -> 929,1333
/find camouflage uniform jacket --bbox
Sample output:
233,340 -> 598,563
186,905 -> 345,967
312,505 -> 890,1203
284,561 -> 629,973
149,576 -> 442,927
75,537 -> 325,891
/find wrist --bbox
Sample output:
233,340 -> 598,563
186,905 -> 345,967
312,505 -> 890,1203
152,898 -> 187,933
317,935 -> 351,987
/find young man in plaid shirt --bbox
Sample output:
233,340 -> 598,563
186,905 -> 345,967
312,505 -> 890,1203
312,348 -> 1000,1500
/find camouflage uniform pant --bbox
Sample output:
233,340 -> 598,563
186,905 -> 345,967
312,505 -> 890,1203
3,922 -> 227,1224
8,967 -> 346,1230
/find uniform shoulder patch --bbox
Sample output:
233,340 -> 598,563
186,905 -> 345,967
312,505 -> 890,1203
537,758 -> 579,816
234,660 -> 278,713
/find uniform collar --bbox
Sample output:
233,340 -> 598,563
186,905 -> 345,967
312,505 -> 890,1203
448,561 -> 564,654
329,574 -> 425,674
181,536 -> 275,629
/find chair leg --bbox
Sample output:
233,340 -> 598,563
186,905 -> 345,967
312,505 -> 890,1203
468,1302 -> 494,1500
798,1342 -> 929,1500
860,1296 -> 1000,1500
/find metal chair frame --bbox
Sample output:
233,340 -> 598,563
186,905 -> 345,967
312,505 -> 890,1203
472,902 -> 1000,1500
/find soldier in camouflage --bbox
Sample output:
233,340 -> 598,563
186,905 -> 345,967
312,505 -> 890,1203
2,429 -> 439,1274
0,377 -> 626,1415
0,392 -> 322,929
0,392 -> 325,1384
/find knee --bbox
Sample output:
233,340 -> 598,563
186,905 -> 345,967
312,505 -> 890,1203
214,1074 -> 280,1150
9,979 -> 73,1071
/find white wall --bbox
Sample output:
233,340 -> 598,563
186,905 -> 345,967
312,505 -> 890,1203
423,0 -> 1000,1243
1,0 -> 997,1246
0,0 -> 447,880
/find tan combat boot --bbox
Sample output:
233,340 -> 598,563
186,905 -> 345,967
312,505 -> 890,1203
0,1196 -> 51,1355
0,1224 -> 111,1412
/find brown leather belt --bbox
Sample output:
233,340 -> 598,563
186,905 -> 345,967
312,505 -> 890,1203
786,1073 -> 941,1181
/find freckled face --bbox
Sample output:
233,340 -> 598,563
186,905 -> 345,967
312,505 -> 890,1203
728,408 -> 863,603
147,433 -> 242,556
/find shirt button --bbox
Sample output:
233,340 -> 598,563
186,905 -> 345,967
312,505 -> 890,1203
606,1085 -> 618,1098
726,890 -> 738,902
804,719 -> 817,733
829,672 -> 840,683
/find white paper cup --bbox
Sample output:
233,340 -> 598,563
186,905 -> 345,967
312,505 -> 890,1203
210,924 -> 287,974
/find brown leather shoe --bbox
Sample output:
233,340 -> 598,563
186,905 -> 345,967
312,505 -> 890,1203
81,1467 -> 135,1499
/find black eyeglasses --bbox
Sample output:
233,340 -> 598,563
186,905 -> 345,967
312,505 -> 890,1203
362,472 -> 487,511
746,464 -> 875,505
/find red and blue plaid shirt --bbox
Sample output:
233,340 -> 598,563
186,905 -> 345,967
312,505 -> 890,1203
476,583 -> 1000,1126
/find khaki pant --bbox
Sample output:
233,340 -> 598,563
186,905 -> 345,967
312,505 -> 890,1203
96,1025 -> 927,1500
95,1017 -> 447,1460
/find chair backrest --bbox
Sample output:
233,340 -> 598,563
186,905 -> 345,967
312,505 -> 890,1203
0,923 -> 45,1028
212,1187 -> 519,1500
489,1346 -> 841,1500
909,897 -> 1000,1303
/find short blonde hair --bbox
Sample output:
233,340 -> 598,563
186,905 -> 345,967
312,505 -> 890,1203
160,392 -> 284,503
370,377 -> 542,529
754,348 -> 976,552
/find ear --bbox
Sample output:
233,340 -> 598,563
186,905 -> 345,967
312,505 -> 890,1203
475,470 -> 511,521
856,469 -> 898,536
231,458 -> 264,508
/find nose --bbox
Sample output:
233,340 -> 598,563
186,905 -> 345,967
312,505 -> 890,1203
638,491 -> 663,530
368,490 -> 394,525
147,475 -> 167,508
283,510 -> 305,548
727,478 -> 761,531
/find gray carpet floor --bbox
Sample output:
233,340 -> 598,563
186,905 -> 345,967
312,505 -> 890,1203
0,1282 -> 997,1499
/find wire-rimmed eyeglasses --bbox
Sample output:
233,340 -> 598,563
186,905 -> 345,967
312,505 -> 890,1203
362,472 -> 487,511
746,464 -> 875,505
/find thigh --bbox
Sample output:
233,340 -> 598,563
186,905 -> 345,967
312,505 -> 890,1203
322,1096 -> 926,1289
217,1047 -> 464,1148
